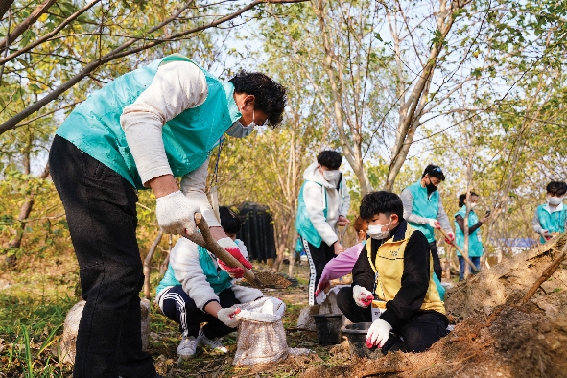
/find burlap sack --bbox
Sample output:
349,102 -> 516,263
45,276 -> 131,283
232,297 -> 289,366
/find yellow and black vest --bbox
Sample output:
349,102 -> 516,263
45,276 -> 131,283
366,224 -> 446,314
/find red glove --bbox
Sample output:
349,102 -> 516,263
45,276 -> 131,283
217,238 -> 252,278
444,231 -> 455,244
315,281 -> 330,297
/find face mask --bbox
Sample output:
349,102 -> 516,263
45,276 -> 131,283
548,196 -> 564,206
225,121 -> 254,138
322,170 -> 341,182
470,202 -> 478,208
367,220 -> 391,240
426,181 -> 438,195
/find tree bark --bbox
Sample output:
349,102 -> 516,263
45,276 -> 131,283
143,231 -> 163,299
6,160 -> 50,265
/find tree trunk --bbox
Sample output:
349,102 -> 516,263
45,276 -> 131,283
6,158 -> 50,266
272,219 -> 292,272
143,231 -> 163,300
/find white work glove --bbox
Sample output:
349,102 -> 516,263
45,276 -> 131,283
541,229 -> 553,240
427,219 -> 440,229
353,285 -> 374,308
155,191 -> 200,236
366,318 -> 392,348
217,307 -> 242,328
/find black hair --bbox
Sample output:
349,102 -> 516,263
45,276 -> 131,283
228,71 -> 287,126
546,181 -> 567,196
219,206 -> 241,235
458,192 -> 479,207
422,164 -> 445,181
317,151 -> 342,170
360,191 -> 403,221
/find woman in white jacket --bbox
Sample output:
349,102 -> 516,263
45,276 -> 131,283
295,151 -> 351,305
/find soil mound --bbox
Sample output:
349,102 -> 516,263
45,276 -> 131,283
301,233 -> 567,378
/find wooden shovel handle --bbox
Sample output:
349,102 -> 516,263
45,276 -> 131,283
438,227 -> 478,272
183,213 -> 264,288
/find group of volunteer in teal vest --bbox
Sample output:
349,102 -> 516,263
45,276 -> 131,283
48,53 -> 567,376
49,55 -> 287,378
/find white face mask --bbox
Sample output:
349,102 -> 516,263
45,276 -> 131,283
322,170 -> 341,182
470,202 -> 478,208
367,219 -> 392,240
548,196 -> 564,206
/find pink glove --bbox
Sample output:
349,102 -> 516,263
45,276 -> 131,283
217,238 -> 252,278
353,285 -> 374,308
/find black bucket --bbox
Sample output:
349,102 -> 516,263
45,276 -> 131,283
342,322 -> 382,359
312,314 -> 343,345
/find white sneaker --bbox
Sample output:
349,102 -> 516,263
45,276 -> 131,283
197,329 -> 228,353
177,335 -> 198,359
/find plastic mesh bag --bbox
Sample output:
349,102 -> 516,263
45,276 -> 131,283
232,297 -> 289,366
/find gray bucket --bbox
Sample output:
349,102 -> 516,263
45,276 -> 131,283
342,322 -> 382,359
312,314 -> 343,345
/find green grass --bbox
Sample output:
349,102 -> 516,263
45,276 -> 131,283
0,263 -> 340,377
0,294 -> 77,377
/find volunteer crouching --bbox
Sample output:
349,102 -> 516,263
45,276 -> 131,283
337,191 -> 448,354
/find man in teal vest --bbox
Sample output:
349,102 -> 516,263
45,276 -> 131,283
400,165 -> 455,281
48,55 -> 286,378
532,181 -> 567,243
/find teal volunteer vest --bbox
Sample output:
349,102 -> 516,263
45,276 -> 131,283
56,54 -> 241,189
155,246 -> 232,297
536,204 -> 567,243
295,181 -> 327,248
454,205 -> 484,257
406,180 -> 439,243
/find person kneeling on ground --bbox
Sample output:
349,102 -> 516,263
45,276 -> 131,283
337,191 -> 448,354
155,207 -> 262,359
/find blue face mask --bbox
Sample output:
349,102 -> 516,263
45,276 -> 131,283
225,121 -> 254,138
225,108 -> 268,138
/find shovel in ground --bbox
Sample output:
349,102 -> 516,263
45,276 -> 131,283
183,213 -> 291,289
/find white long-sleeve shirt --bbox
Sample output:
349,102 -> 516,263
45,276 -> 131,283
160,238 -> 262,311
302,162 -> 351,246
120,60 -> 221,227
400,188 -> 452,233
120,60 -> 208,186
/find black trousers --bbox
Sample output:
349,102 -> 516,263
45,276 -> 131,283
301,238 -> 336,306
337,286 -> 448,353
49,136 -> 156,378
429,242 -> 442,281
160,287 -> 240,339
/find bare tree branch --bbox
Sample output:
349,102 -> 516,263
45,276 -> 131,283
0,0 -> 58,54
0,0 -> 102,66
0,0 -> 309,136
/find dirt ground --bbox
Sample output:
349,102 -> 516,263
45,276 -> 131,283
299,234 -> 567,378
3,234 -> 567,377
154,233 -> 567,378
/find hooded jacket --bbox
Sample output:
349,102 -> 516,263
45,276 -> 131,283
295,162 -> 350,247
